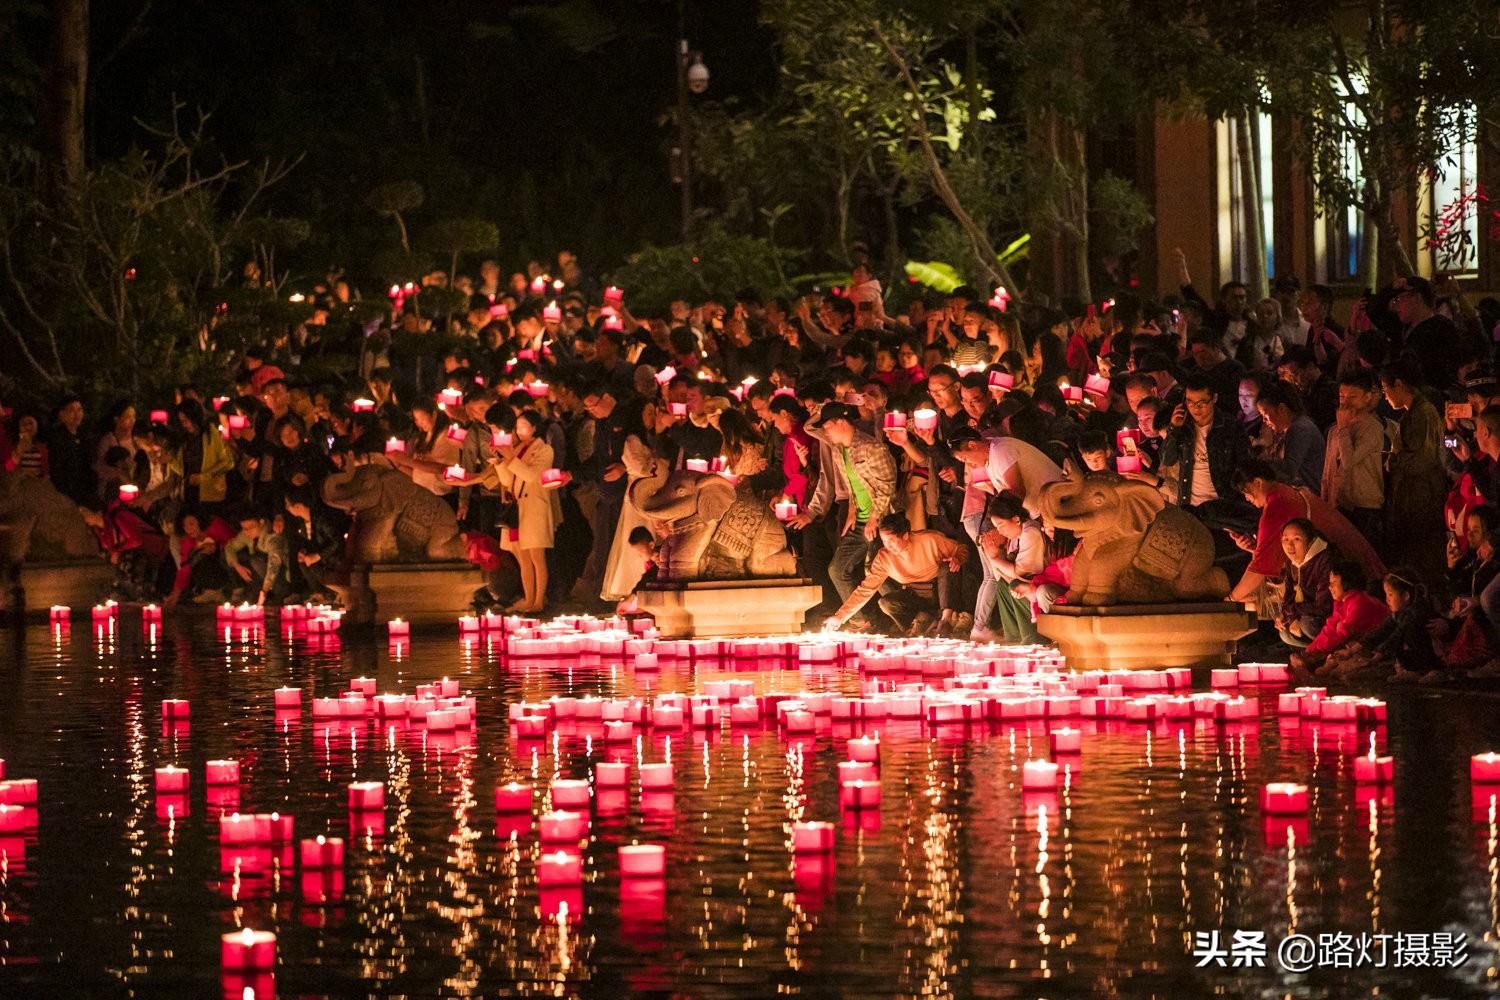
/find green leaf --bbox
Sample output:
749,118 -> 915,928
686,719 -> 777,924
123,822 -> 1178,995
903,259 -> 962,292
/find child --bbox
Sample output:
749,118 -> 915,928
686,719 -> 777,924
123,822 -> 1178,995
1325,569 -> 1441,683
1291,561 -> 1388,678
1075,430 -> 1112,474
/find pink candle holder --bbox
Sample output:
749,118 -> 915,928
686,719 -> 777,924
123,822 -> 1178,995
848,736 -> 880,764
1061,385 -> 1084,403
526,380 -> 551,398
348,398 -> 376,415
141,603 -> 162,624
684,458 -> 709,474
839,780 -> 881,810
604,720 -> 635,742
299,835 -> 344,869
221,928 -> 276,972
774,500 -> 798,521
1260,782 -> 1309,815
1049,728 -> 1082,754
348,782 -> 384,811
620,843 -> 666,878
538,850 -> 583,886
227,415 -> 249,432
791,821 -> 835,853
1473,753 -> 1500,783
118,484 -> 140,503
542,301 -> 562,323
1115,454 -> 1142,474
149,408 -> 170,424
655,365 -> 677,385
161,699 -> 190,721
458,614 -> 480,633
639,762 -> 673,790
882,411 -> 907,432
551,779 -> 591,810
1084,374 -> 1110,396
495,782 -> 533,813
206,760 -> 240,785
219,812 -> 271,845
541,468 -> 566,489
438,388 -> 463,409
386,618 -> 410,638
988,370 -> 1014,391
490,430 -> 513,448
604,285 -> 625,303
445,424 -> 468,443
443,463 -> 466,482
912,407 -> 938,432
154,766 -> 189,793
595,762 -> 629,787
669,402 -> 688,417
48,605 -> 70,624
1021,760 -> 1060,789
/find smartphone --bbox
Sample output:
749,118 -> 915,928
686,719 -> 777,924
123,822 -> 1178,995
1447,402 -> 1474,421
1444,434 -> 1461,449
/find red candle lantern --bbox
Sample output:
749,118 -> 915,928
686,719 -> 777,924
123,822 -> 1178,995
1354,754 -> 1394,784
912,407 -> 938,432
1260,782 -> 1309,815
551,779 -> 591,810
495,783 -> 533,813
161,699 -> 190,721
1022,760 -> 1060,789
839,779 -> 881,810
149,408 -> 170,424
1472,753 -> 1500,783
48,605 -> 69,624
1049,728 -> 1082,754
206,760 -> 240,785
219,812 -> 270,845
542,301 -> 562,323
791,821 -> 835,853
538,850 -> 583,886
351,397 -> 376,414
384,436 -> 406,454
604,285 -> 624,303
620,843 -> 666,878
298,835 -> 344,869
638,762 -> 673,790
155,766 -> 190,794
348,782 -> 384,811
221,928 -> 276,971
988,370 -> 1014,391
117,484 -> 140,503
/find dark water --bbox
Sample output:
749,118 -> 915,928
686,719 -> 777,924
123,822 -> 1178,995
1,617 -> 1499,999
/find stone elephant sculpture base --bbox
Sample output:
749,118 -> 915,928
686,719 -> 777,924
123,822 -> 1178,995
322,465 -> 465,563
629,470 -> 797,580
1038,472 -> 1228,607
0,471 -> 100,564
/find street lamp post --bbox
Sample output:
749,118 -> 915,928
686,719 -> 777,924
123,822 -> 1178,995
673,6 -> 708,242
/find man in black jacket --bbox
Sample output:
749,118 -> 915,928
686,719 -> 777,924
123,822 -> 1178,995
577,382 -> 631,604
1159,373 -> 1258,534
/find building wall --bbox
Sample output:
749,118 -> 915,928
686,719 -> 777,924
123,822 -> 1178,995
1149,111 -> 1217,299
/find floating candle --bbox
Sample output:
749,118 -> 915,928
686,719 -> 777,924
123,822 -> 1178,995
347,782 -> 384,811
1473,753 -> 1500,784
791,821 -> 835,853
495,783 -> 533,813
538,850 -> 583,886
620,843 -> 666,878
154,766 -> 189,793
221,928 -> 276,972
1021,760 -> 1060,789
299,835 -> 344,869
206,760 -> 240,785
1260,782 -> 1309,815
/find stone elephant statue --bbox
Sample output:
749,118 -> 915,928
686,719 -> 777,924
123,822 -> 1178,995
1037,471 -> 1228,606
628,469 -> 797,580
321,464 -> 465,563
0,471 -> 100,564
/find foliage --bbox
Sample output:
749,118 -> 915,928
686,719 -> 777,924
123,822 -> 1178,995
1089,172 -> 1154,262
615,223 -> 798,314
0,108 -> 296,399
420,217 -> 500,283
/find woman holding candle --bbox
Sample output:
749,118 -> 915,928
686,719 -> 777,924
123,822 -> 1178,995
486,409 -> 559,613
390,399 -> 462,505
768,395 -> 815,509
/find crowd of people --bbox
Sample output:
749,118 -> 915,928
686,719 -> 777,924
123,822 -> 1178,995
5,244 -> 1500,687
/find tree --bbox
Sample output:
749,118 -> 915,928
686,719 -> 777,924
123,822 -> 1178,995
39,0 -> 86,199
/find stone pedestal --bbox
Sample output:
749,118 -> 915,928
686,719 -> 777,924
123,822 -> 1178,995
341,562 -> 480,625
636,579 -> 823,638
1037,602 -> 1255,671
1,560 -> 114,621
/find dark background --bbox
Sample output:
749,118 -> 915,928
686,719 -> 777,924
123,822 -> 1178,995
81,0 -> 774,281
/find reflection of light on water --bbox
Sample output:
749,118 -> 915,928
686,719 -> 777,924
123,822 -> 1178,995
1368,795 -> 1382,933
1286,826 -> 1299,932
